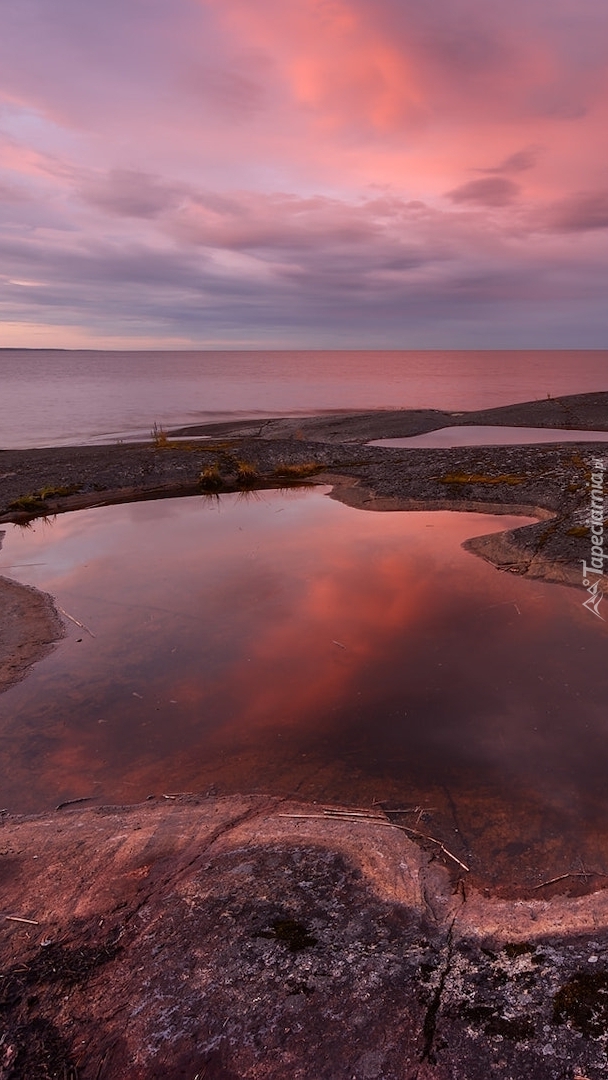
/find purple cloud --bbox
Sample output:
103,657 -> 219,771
446,177 -> 521,207
478,147 -> 539,174
78,170 -> 185,219
547,191 -> 608,233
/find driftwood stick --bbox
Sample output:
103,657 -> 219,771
392,823 -> 470,871
279,813 -> 395,825
57,606 -> 96,638
277,813 -> 469,871
534,870 -> 608,890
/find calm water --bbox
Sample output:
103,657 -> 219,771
1,489 -> 608,890
371,426 -> 608,449
1,349 -> 608,448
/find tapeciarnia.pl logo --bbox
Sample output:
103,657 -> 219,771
581,458 -> 606,620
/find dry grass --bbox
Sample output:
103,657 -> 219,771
150,422 -> 169,448
199,464 -> 223,491
438,473 -> 526,486
203,440 -> 241,452
567,520 -> 608,537
273,462 -> 324,479
566,525 -> 589,537
236,461 -> 258,486
38,485 -> 79,499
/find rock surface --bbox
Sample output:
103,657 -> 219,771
1,796 -> 608,1079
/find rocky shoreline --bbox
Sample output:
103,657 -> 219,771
2,391 -> 608,596
2,794 -> 608,1079
1,391 -> 608,1077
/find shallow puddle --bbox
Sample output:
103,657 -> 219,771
370,425 -> 608,449
1,488 -> 607,893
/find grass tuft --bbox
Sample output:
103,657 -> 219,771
199,464 -> 223,491
236,461 -> 258,487
150,422 -> 169,448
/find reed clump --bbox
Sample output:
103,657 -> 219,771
150,422 -> 169,448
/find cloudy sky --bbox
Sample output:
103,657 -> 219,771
1,0 -> 608,348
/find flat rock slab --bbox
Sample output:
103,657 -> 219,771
0,571 -> 65,695
2,796 -> 608,1078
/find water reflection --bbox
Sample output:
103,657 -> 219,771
1,488 -> 607,892
370,425 -> 608,449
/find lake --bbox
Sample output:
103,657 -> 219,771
1,487 -> 607,892
1,348 -> 608,448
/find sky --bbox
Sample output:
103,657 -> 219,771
1,0 -> 608,349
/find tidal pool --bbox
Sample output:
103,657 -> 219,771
1,488 -> 607,892
370,425 -> 608,449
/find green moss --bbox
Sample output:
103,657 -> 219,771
9,494 -> 43,511
39,485 -> 80,499
9,485 -> 80,511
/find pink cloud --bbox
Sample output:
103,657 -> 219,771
0,0 -> 607,344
